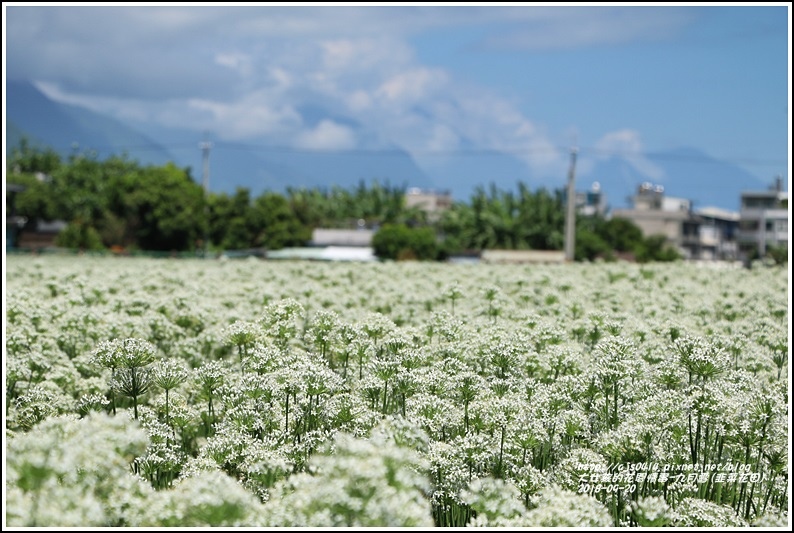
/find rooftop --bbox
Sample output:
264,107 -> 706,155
695,206 -> 740,221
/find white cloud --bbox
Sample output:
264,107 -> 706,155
596,129 -> 646,155
308,36 -> 416,98
375,68 -> 448,103
321,39 -> 358,70
346,90 -> 373,112
215,52 -> 253,78
295,120 -> 356,151
13,6 -> 683,184
186,92 -> 302,140
406,91 -> 566,178
426,124 -> 460,152
6,6 -> 694,99
34,81 -> 156,123
269,67 -> 294,90
594,129 -> 665,180
321,37 -> 413,71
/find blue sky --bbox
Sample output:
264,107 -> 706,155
3,3 -> 791,191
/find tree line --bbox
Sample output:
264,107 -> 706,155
6,141 -> 679,262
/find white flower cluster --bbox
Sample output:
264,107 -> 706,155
6,413 -> 150,526
4,255 -> 789,527
261,422 -> 434,527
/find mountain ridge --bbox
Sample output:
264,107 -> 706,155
6,79 -> 775,212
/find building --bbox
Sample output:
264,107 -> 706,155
404,188 -> 452,222
736,177 -> 788,259
16,220 -> 68,251
265,246 -> 376,262
694,206 -> 740,261
612,183 -> 702,259
480,249 -> 566,264
611,182 -> 742,261
310,227 -> 375,247
575,182 -> 608,217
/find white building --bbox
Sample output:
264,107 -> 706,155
737,177 -> 788,259
310,227 -> 375,247
575,182 -> 607,217
405,188 -> 452,221
694,206 -> 740,261
612,183 -> 702,259
612,182 -> 739,261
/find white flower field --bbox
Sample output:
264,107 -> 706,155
3,255 -> 790,527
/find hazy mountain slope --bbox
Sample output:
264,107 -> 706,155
7,79 -> 773,211
6,79 -> 173,165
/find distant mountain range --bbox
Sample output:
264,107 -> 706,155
6,79 -> 774,211
6,80 -> 174,166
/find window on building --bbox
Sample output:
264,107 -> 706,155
739,220 -> 759,231
742,196 -> 776,209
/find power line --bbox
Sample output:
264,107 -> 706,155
49,140 -> 788,168
207,141 -> 789,167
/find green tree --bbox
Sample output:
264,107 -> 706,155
286,180 -> 414,229
601,217 -> 644,252
50,154 -> 113,239
7,137 -> 62,175
372,223 -> 438,260
765,243 -> 787,265
634,235 -> 681,263
108,162 -> 205,251
286,187 -> 328,229
438,183 -> 565,252
207,188 -> 256,251
17,151 -> 126,250
55,222 -> 105,251
516,184 -> 565,250
249,192 -> 311,250
6,173 -> 60,224
575,227 -> 612,262
572,215 -> 647,261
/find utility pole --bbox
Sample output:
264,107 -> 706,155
199,135 -> 212,258
564,146 -> 578,262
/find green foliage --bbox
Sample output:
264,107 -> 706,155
575,215 -> 647,261
249,192 -> 311,249
634,234 -> 681,263
602,217 -> 644,252
0,140 -> 724,264
7,143 -> 206,252
7,173 -> 60,223
55,222 -> 105,250
440,183 -> 565,252
108,163 -> 205,251
765,243 -> 787,265
287,180 -> 412,228
372,223 -> 438,260
207,188 -> 255,250
8,137 -> 62,174
574,227 -> 613,262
